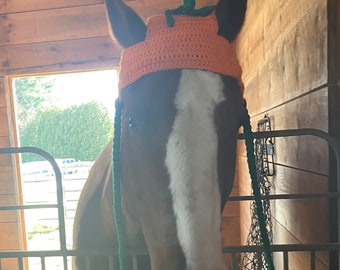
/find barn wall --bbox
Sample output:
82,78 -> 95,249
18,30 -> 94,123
235,0 -> 330,269
0,76 -> 26,269
0,0 -> 120,75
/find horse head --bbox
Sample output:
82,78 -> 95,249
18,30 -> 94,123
73,0 -> 247,269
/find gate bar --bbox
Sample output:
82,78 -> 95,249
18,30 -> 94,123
239,128 -> 340,269
0,147 -> 68,269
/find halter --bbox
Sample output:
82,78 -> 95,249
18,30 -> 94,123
112,1 -> 275,269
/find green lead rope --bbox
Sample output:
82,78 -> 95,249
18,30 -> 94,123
112,98 -> 125,270
242,101 -> 275,270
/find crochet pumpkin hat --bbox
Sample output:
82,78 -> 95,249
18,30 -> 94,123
118,11 -> 243,97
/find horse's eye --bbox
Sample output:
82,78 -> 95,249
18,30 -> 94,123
127,117 -> 136,128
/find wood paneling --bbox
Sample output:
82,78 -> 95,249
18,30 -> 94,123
0,258 -> 19,270
0,223 -> 21,249
0,5 -> 108,46
0,166 -> 16,193
0,1 -> 123,76
237,0 -> 327,117
273,220 -> 329,270
0,77 -> 6,108
272,166 -> 328,243
0,137 -> 10,148
0,0 -> 103,14
251,88 -> 328,174
0,153 -> 12,166
0,37 -> 120,75
0,2 -> 121,75
236,1 -> 330,268
0,195 -> 18,222
0,108 -> 10,136
0,75 -> 24,261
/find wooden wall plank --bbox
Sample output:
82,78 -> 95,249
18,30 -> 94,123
0,0 -> 220,47
0,5 -> 108,46
235,6 -> 329,254
238,104 -> 329,268
273,220 -> 329,270
0,195 -> 18,222
222,186 -> 240,218
0,153 -> 12,166
238,88 -> 329,175
0,37 -> 121,75
0,93 -> 6,108
0,137 -> 11,148
1,0 -> 218,21
0,258 -> 19,270
237,152 -> 252,245
0,76 -> 6,108
254,89 -> 328,175
0,0 -> 103,14
0,75 -> 25,256
0,108 -> 10,136
0,166 -> 16,194
237,0 -> 327,117
221,216 -> 241,268
0,0 -> 220,76
0,223 -> 21,249
272,167 -> 328,243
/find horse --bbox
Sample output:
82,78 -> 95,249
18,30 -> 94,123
72,0 -> 247,269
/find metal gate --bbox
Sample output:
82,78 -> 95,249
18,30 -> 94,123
0,128 -> 339,270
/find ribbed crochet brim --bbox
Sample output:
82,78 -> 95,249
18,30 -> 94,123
119,12 -> 243,97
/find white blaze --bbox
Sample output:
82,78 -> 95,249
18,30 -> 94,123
165,69 -> 227,270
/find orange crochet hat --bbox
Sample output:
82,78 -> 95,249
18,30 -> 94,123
118,12 -> 243,97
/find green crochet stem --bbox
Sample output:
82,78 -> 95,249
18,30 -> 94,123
165,0 -> 215,27
243,101 -> 275,270
112,98 -> 125,270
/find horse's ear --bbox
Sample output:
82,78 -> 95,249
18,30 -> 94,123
215,0 -> 247,42
105,0 -> 146,48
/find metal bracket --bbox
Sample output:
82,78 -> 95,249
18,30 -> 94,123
255,114 -> 275,176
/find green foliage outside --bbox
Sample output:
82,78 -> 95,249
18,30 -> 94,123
14,76 -> 55,130
14,76 -> 114,162
20,102 -> 113,162
27,224 -> 59,240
